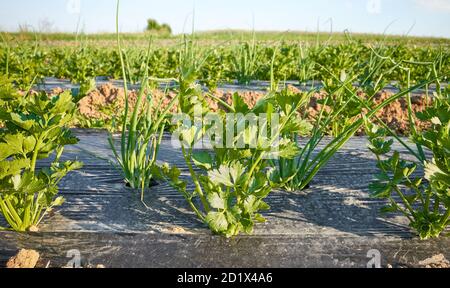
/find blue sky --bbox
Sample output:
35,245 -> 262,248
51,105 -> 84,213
0,0 -> 449,37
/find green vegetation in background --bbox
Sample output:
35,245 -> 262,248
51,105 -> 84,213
146,19 -> 172,36
0,38 -> 448,91
3,30 -> 449,46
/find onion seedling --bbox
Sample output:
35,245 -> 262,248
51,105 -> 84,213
109,0 -> 179,205
269,72 -> 435,192
231,31 -> 262,85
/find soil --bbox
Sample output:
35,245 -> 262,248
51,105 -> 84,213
371,91 -> 432,135
28,225 -> 39,232
165,226 -> 191,234
81,263 -> 106,269
6,249 -> 40,268
74,83 -> 433,136
77,83 -> 178,121
418,254 -> 450,268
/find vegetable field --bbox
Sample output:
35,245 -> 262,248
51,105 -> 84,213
0,1 -> 449,269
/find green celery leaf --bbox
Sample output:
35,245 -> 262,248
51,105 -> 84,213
232,92 -> 250,113
192,151 -> 213,170
206,212 -> 228,233
208,165 -> 234,187
0,159 -> 30,180
207,192 -> 226,209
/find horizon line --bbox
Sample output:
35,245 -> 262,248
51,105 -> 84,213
1,28 -> 449,40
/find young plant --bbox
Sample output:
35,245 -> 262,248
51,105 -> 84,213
162,88 -> 308,237
200,47 -> 229,90
0,77 -> 82,232
110,0 -> 179,204
297,44 -> 319,87
175,32 -> 212,117
365,108 -> 449,239
365,61 -> 449,239
0,33 -> 10,79
320,72 -> 363,136
269,72 -> 434,192
231,32 -> 262,85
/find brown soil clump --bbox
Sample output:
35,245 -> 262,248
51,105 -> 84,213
78,83 -> 131,120
165,226 -> 191,234
212,90 -> 265,111
6,249 -> 40,268
78,84 -> 178,122
51,87 -> 64,95
372,91 -> 432,135
418,254 -> 450,268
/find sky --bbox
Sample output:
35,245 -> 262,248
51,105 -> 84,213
0,0 -> 449,38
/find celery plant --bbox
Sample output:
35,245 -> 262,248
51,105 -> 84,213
364,59 -> 449,239
0,77 -> 82,232
162,88 -> 310,237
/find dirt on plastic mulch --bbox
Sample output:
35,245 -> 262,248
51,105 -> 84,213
72,83 -> 433,135
6,249 -> 40,268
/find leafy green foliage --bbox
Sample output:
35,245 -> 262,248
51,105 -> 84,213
320,72 -> 363,136
0,36 -> 448,89
268,66 -> 431,192
0,13 -> 448,240
161,88 -> 304,237
146,19 -> 172,35
365,87 -> 450,239
0,77 -> 82,232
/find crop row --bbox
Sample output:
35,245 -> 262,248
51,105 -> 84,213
0,37 -> 448,90
0,3 -> 449,240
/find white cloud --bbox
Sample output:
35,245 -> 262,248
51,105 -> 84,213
415,0 -> 450,12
